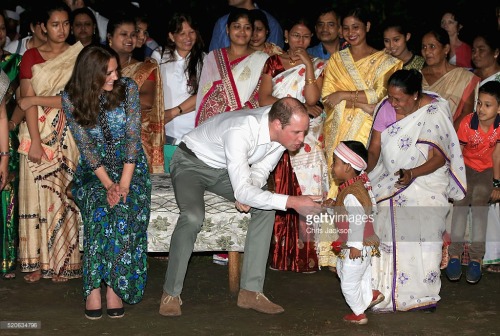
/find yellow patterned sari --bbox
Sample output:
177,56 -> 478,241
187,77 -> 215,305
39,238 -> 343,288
122,59 -> 165,174
319,48 -> 401,268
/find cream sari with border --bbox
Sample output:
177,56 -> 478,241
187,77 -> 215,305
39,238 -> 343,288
18,42 -> 83,278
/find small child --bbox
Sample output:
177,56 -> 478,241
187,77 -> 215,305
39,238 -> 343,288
447,81 -> 500,283
328,140 -> 383,325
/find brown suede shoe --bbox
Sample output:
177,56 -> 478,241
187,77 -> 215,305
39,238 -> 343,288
237,289 -> 284,314
159,292 -> 182,317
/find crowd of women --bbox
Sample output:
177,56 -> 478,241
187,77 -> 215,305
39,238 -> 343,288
0,0 -> 499,323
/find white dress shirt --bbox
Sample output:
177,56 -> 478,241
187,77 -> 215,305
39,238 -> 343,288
182,105 -> 288,211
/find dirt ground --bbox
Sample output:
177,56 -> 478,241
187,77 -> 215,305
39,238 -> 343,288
1,253 -> 500,336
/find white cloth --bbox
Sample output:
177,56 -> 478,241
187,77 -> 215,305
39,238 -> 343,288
369,94 -> 466,311
88,7 -> 108,44
4,36 -> 29,55
337,247 -> 373,315
182,105 -> 288,211
152,49 -> 205,144
269,57 -> 328,197
344,194 -> 366,251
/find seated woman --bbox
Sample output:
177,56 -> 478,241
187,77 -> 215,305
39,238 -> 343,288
367,69 -> 466,312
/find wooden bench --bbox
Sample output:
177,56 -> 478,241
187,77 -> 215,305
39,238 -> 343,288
147,173 -> 250,293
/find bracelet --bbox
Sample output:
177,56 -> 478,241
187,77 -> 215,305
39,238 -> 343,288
409,169 -> 413,180
177,105 -> 183,114
305,78 -> 316,85
0,152 -> 10,156
8,120 -> 17,129
494,179 -> 500,188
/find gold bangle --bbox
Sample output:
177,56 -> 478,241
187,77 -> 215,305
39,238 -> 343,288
305,78 -> 316,85
8,120 -> 16,129
410,169 -> 413,179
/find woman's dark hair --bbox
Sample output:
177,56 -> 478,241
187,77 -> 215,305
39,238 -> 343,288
387,69 -> 423,96
283,15 -> 313,35
67,7 -> 101,46
40,0 -> 71,27
65,45 -> 126,127
472,30 -> 500,66
106,13 -> 136,39
342,7 -> 371,27
479,81 -> 500,105
423,27 -> 450,47
249,9 -> 269,38
227,7 -> 253,28
340,140 -> 368,175
161,13 -> 204,95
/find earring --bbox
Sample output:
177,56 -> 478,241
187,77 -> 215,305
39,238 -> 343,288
109,40 -> 112,47
414,96 -> 418,100
284,38 -> 288,44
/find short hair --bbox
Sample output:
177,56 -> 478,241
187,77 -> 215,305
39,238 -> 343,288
268,97 -> 307,128
387,69 -> 423,96
479,81 -> 500,105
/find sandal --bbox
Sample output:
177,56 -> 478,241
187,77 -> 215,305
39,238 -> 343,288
485,265 -> 500,273
23,271 -> 42,283
2,272 -> 16,280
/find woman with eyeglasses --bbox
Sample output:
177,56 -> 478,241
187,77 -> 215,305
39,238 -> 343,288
258,16 -> 328,273
319,7 -> 402,272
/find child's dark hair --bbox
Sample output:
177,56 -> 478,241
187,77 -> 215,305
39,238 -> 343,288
339,140 -> 368,175
479,81 -> 500,105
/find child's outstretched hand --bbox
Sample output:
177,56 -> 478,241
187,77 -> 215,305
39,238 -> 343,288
349,246 -> 362,259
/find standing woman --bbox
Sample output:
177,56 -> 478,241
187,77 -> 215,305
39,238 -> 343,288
195,7 -> 269,125
68,7 -> 101,47
258,17 -> 327,273
249,9 -> 283,57
421,27 -> 480,129
151,12 -> 205,145
472,30 -> 500,86
440,10 -> 472,69
382,18 -> 425,70
17,1 -> 83,283
108,14 -> 165,174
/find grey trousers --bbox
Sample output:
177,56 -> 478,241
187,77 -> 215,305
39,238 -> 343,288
163,148 -> 276,296
449,166 -> 493,261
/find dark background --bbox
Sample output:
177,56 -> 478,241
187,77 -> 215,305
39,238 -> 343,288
4,0 -> 498,53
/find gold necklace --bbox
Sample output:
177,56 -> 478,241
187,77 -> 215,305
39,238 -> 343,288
287,51 -> 296,65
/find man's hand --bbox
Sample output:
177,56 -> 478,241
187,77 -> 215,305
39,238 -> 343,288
235,201 -> 251,213
286,195 -> 322,217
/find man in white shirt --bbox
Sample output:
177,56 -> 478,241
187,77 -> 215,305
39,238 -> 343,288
159,97 -> 321,317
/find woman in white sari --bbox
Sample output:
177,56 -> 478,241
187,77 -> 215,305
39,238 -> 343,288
367,70 -> 466,312
195,8 -> 268,125
258,17 -> 327,273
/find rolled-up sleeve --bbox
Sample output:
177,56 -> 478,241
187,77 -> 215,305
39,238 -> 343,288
223,129 -> 288,211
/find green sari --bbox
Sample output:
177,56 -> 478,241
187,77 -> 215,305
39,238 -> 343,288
0,52 -> 21,276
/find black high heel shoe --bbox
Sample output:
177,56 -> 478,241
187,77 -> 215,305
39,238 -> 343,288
84,308 -> 103,320
107,307 -> 125,318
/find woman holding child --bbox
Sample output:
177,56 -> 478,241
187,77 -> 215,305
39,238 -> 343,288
367,69 -> 466,312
